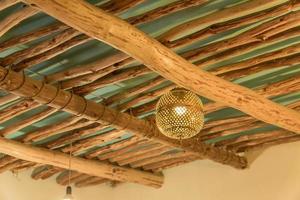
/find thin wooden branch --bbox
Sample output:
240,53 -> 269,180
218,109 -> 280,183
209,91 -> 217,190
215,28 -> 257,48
1,28 -> 80,67
12,35 -> 92,71
71,65 -> 151,94
109,143 -> 162,163
196,26 -> 300,69
22,116 -> 81,142
0,67 -> 247,169
75,177 -> 107,188
0,5 -> 38,38
181,11 -> 300,63
165,1 -> 300,49
225,130 -> 295,150
200,100 -> 300,143
0,94 -> 19,106
100,0 -> 144,14
98,140 -> 151,161
61,58 -> 138,91
46,51 -> 129,83
0,100 -> 39,124
31,165 -> 62,180
159,0 -> 287,41
116,145 -> 169,166
103,76 -> 165,106
0,0 -> 19,11
85,136 -> 142,159
240,135 -> 300,152
127,0 -> 209,25
0,22 -> 67,52
0,107 -> 57,137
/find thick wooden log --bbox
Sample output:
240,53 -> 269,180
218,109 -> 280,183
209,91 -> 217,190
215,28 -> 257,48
22,0 -> 300,136
0,136 -> 164,188
0,67 -> 246,168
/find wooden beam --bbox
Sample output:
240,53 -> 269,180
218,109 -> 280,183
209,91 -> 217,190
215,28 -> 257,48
0,67 -> 247,169
0,136 -> 163,188
21,0 -> 300,135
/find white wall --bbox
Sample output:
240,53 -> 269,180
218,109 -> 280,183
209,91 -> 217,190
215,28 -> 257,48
1,142 -> 300,200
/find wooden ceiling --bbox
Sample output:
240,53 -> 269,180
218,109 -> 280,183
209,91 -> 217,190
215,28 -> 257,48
0,0 -> 299,189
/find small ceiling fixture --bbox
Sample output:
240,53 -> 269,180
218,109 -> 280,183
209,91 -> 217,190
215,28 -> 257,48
63,143 -> 75,200
156,87 -> 204,139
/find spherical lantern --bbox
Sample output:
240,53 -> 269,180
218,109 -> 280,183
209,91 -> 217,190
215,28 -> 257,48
156,87 -> 204,139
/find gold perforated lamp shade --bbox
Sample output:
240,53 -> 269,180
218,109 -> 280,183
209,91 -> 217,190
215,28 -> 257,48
156,88 -> 204,139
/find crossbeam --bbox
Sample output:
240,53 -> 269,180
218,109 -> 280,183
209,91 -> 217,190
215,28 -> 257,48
0,67 -> 247,169
22,0 -> 300,135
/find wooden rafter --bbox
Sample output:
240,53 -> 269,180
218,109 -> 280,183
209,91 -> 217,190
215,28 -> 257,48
21,0 -> 300,135
0,67 -> 247,169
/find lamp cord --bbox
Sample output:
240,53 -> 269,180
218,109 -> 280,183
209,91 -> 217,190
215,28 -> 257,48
68,142 -> 73,186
